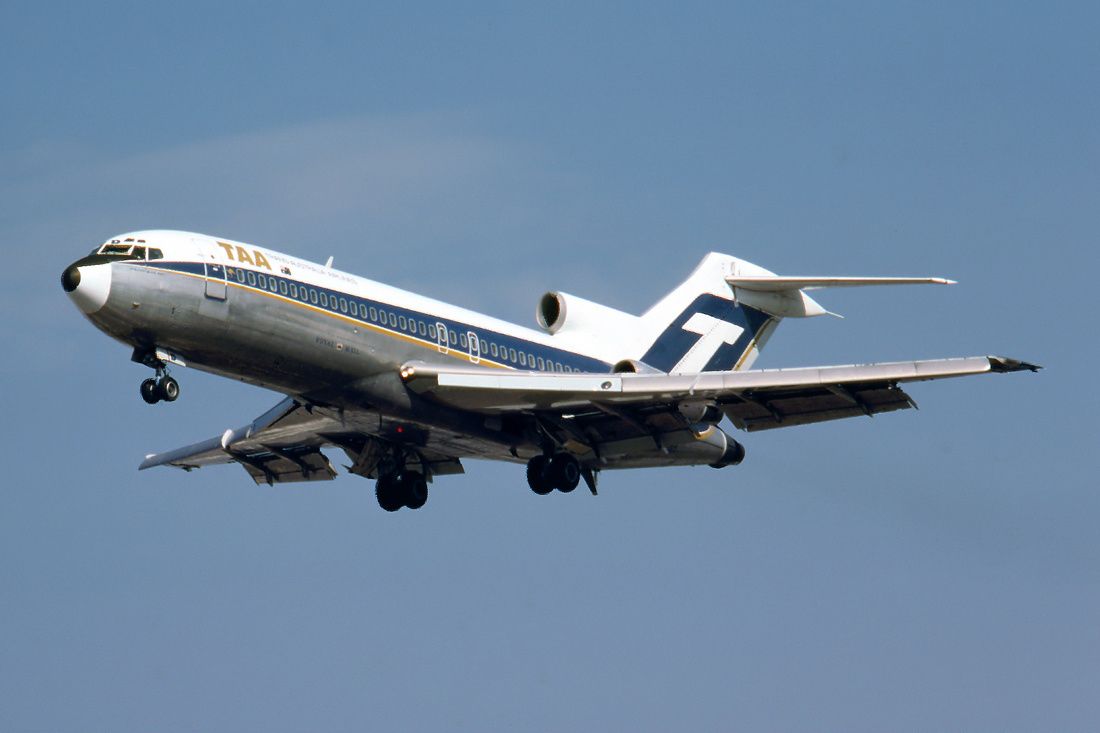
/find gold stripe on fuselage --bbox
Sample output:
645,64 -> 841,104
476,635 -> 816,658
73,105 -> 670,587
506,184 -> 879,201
146,263 -> 516,370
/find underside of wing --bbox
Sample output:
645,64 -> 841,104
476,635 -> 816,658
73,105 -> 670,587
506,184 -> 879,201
139,396 -> 468,485
138,397 -> 342,483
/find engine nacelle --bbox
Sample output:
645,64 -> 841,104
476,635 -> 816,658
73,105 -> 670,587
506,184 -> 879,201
695,427 -> 746,468
536,291 -> 641,337
611,359 -> 665,375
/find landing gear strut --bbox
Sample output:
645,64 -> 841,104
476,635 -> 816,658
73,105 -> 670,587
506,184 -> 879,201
526,453 -> 581,494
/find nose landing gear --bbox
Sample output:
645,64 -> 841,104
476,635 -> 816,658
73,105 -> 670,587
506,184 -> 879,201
133,347 -> 182,405
139,371 -> 180,405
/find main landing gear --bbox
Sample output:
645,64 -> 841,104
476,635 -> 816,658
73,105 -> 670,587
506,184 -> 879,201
375,471 -> 429,512
526,453 -> 582,495
140,371 -> 180,404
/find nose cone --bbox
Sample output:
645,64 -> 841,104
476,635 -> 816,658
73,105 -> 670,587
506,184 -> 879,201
61,264 -> 81,292
61,258 -> 113,314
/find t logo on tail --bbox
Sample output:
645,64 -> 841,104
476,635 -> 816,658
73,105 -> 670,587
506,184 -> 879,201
673,312 -> 745,373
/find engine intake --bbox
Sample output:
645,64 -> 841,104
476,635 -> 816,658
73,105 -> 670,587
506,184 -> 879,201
536,291 -> 641,337
612,359 -> 665,375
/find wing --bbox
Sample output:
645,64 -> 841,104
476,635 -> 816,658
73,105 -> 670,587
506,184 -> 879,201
139,396 -> 466,484
400,355 -> 1039,432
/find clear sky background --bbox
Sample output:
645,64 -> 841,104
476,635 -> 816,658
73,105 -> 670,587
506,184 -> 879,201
2,2 -> 1096,731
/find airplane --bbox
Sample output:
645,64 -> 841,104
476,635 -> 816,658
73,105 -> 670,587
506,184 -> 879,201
61,230 -> 1038,511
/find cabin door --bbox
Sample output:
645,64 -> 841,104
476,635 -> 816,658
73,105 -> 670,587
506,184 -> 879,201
204,263 -> 228,300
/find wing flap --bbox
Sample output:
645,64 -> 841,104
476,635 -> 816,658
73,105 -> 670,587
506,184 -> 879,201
722,382 -> 915,431
231,446 -> 337,485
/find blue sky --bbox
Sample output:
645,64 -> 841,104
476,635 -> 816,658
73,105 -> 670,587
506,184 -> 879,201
2,2 -> 1096,731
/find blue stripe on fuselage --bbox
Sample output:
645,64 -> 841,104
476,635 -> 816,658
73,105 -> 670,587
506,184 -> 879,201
135,260 -> 610,373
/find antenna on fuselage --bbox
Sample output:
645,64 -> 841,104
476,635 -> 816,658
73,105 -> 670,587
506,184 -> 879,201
325,256 -> 334,268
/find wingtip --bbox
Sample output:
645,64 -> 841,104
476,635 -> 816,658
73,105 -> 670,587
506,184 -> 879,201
988,356 -> 1042,373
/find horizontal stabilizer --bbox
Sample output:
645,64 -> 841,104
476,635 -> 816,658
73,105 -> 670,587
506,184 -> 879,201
726,276 -> 956,292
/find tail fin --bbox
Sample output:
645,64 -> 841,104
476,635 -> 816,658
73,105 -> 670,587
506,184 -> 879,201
633,253 -> 777,374
632,253 -> 954,374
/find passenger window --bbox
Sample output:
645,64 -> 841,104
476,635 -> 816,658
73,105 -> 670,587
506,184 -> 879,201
537,357 -> 545,370
418,321 -> 427,336
490,343 -> 498,357
289,283 -> 298,298
310,289 -> 318,304
235,269 -> 246,283
247,272 -> 256,286
269,277 -> 278,293
509,347 -> 517,362
428,325 -> 436,339
368,307 -> 377,321
519,352 -> 527,366
398,315 -> 407,330
459,333 -> 468,348
389,313 -> 398,327
280,281 -> 288,295
339,297 -> 348,313
449,330 -> 457,345
148,248 -> 163,260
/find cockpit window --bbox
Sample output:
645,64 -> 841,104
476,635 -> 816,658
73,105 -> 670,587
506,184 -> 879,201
95,243 -> 160,260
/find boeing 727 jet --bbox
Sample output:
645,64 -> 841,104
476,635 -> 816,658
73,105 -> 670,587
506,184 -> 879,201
61,231 -> 1037,511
